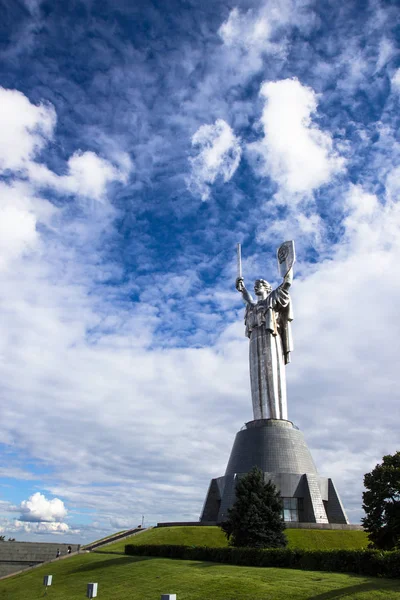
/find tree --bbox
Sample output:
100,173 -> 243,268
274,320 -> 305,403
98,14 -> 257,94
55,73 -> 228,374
220,466 -> 287,548
362,451 -> 400,550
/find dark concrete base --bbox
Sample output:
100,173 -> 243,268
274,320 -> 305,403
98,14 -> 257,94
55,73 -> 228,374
200,419 -> 349,525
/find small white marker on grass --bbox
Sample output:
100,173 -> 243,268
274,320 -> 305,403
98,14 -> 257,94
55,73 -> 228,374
87,582 -> 98,598
43,576 -> 52,597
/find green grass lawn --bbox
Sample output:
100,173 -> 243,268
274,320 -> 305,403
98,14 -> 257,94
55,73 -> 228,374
2,550 -> 400,600
286,529 -> 369,550
106,526 -> 228,552
106,526 -> 368,553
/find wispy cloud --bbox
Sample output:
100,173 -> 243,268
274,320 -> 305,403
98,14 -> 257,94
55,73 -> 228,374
188,119 -> 242,200
28,150 -> 130,201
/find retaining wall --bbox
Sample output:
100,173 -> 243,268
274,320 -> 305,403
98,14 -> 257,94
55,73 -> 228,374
0,542 -> 80,578
157,521 -> 363,530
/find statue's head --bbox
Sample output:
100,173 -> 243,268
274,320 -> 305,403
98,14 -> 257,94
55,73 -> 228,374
254,279 -> 272,296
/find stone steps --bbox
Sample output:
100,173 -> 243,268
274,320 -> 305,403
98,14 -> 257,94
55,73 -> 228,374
83,526 -> 152,551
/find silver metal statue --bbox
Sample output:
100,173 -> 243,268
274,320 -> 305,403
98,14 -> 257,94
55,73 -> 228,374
235,242 -> 295,421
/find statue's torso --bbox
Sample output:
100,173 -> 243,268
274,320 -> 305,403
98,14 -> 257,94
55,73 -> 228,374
245,295 -> 278,338
246,301 -> 269,328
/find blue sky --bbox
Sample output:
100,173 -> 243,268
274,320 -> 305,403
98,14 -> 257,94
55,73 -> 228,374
0,0 -> 399,541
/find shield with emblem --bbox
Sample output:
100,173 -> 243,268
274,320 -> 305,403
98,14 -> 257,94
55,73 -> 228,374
277,240 -> 296,277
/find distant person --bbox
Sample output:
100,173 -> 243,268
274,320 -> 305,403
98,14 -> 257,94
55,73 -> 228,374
56,549 -> 60,558
67,546 -> 72,554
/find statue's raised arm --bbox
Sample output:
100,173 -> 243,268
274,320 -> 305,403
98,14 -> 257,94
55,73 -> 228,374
282,266 -> 293,289
235,276 -> 255,305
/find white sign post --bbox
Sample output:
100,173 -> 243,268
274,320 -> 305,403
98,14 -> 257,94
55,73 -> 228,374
87,582 -> 98,598
43,575 -> 52,595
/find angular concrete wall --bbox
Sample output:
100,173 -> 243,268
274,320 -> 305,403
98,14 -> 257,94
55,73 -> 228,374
325,479 -> 349,525
201,477 -> 225,523
0,542 -> 80,578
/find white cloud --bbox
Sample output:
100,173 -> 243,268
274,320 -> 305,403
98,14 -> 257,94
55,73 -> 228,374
0,183 -> 38,270
257,209 -> 323,252
19,492 -> 67,522
0,87 -> 56,172
0,179 -> 58,271
0,87 -> 131,202
249,78 -> 345,197
188,119 -> 241,200
109,516 -> 134,529
12,521 -> 79,535
0,87 -> 131,274
375,38 -> 396,72
217,1 -> 312,77
218,7 -> 280,60
28,150 -> 129,201
391,68 -> 400,91
339,181 -> 400,259
23,0 -> 42,15
342,185 -> 381,247
386,165 -> 400,202
292,184 -> 400,403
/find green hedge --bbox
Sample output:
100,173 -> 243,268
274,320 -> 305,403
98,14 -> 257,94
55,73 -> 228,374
125,543 -> 400,578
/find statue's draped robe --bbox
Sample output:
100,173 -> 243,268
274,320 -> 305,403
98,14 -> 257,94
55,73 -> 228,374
244,284 -> 293,420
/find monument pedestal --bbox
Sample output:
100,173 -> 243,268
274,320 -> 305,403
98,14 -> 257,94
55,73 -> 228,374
200,419 -> 348,525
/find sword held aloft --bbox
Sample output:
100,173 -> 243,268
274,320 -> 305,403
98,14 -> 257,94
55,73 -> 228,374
236,243 -> 242,279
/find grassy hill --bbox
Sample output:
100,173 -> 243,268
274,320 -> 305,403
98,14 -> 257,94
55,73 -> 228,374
2,550 -> 400,599
286,529 -> 368,550
106,525 -> 368,553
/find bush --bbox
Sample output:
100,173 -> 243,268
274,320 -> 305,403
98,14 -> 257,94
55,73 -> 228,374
125,543 -> 400,578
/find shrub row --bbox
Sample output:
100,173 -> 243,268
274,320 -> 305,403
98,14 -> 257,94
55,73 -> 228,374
125,543 -> 400,578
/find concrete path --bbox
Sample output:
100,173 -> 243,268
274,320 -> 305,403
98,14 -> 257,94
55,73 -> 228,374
82,526 -> 152,551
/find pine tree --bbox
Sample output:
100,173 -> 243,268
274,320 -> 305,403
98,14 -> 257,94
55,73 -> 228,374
220,466 -> 287,548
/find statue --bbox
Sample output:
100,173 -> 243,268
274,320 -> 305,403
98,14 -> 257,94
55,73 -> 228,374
235,242 -> 295,421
